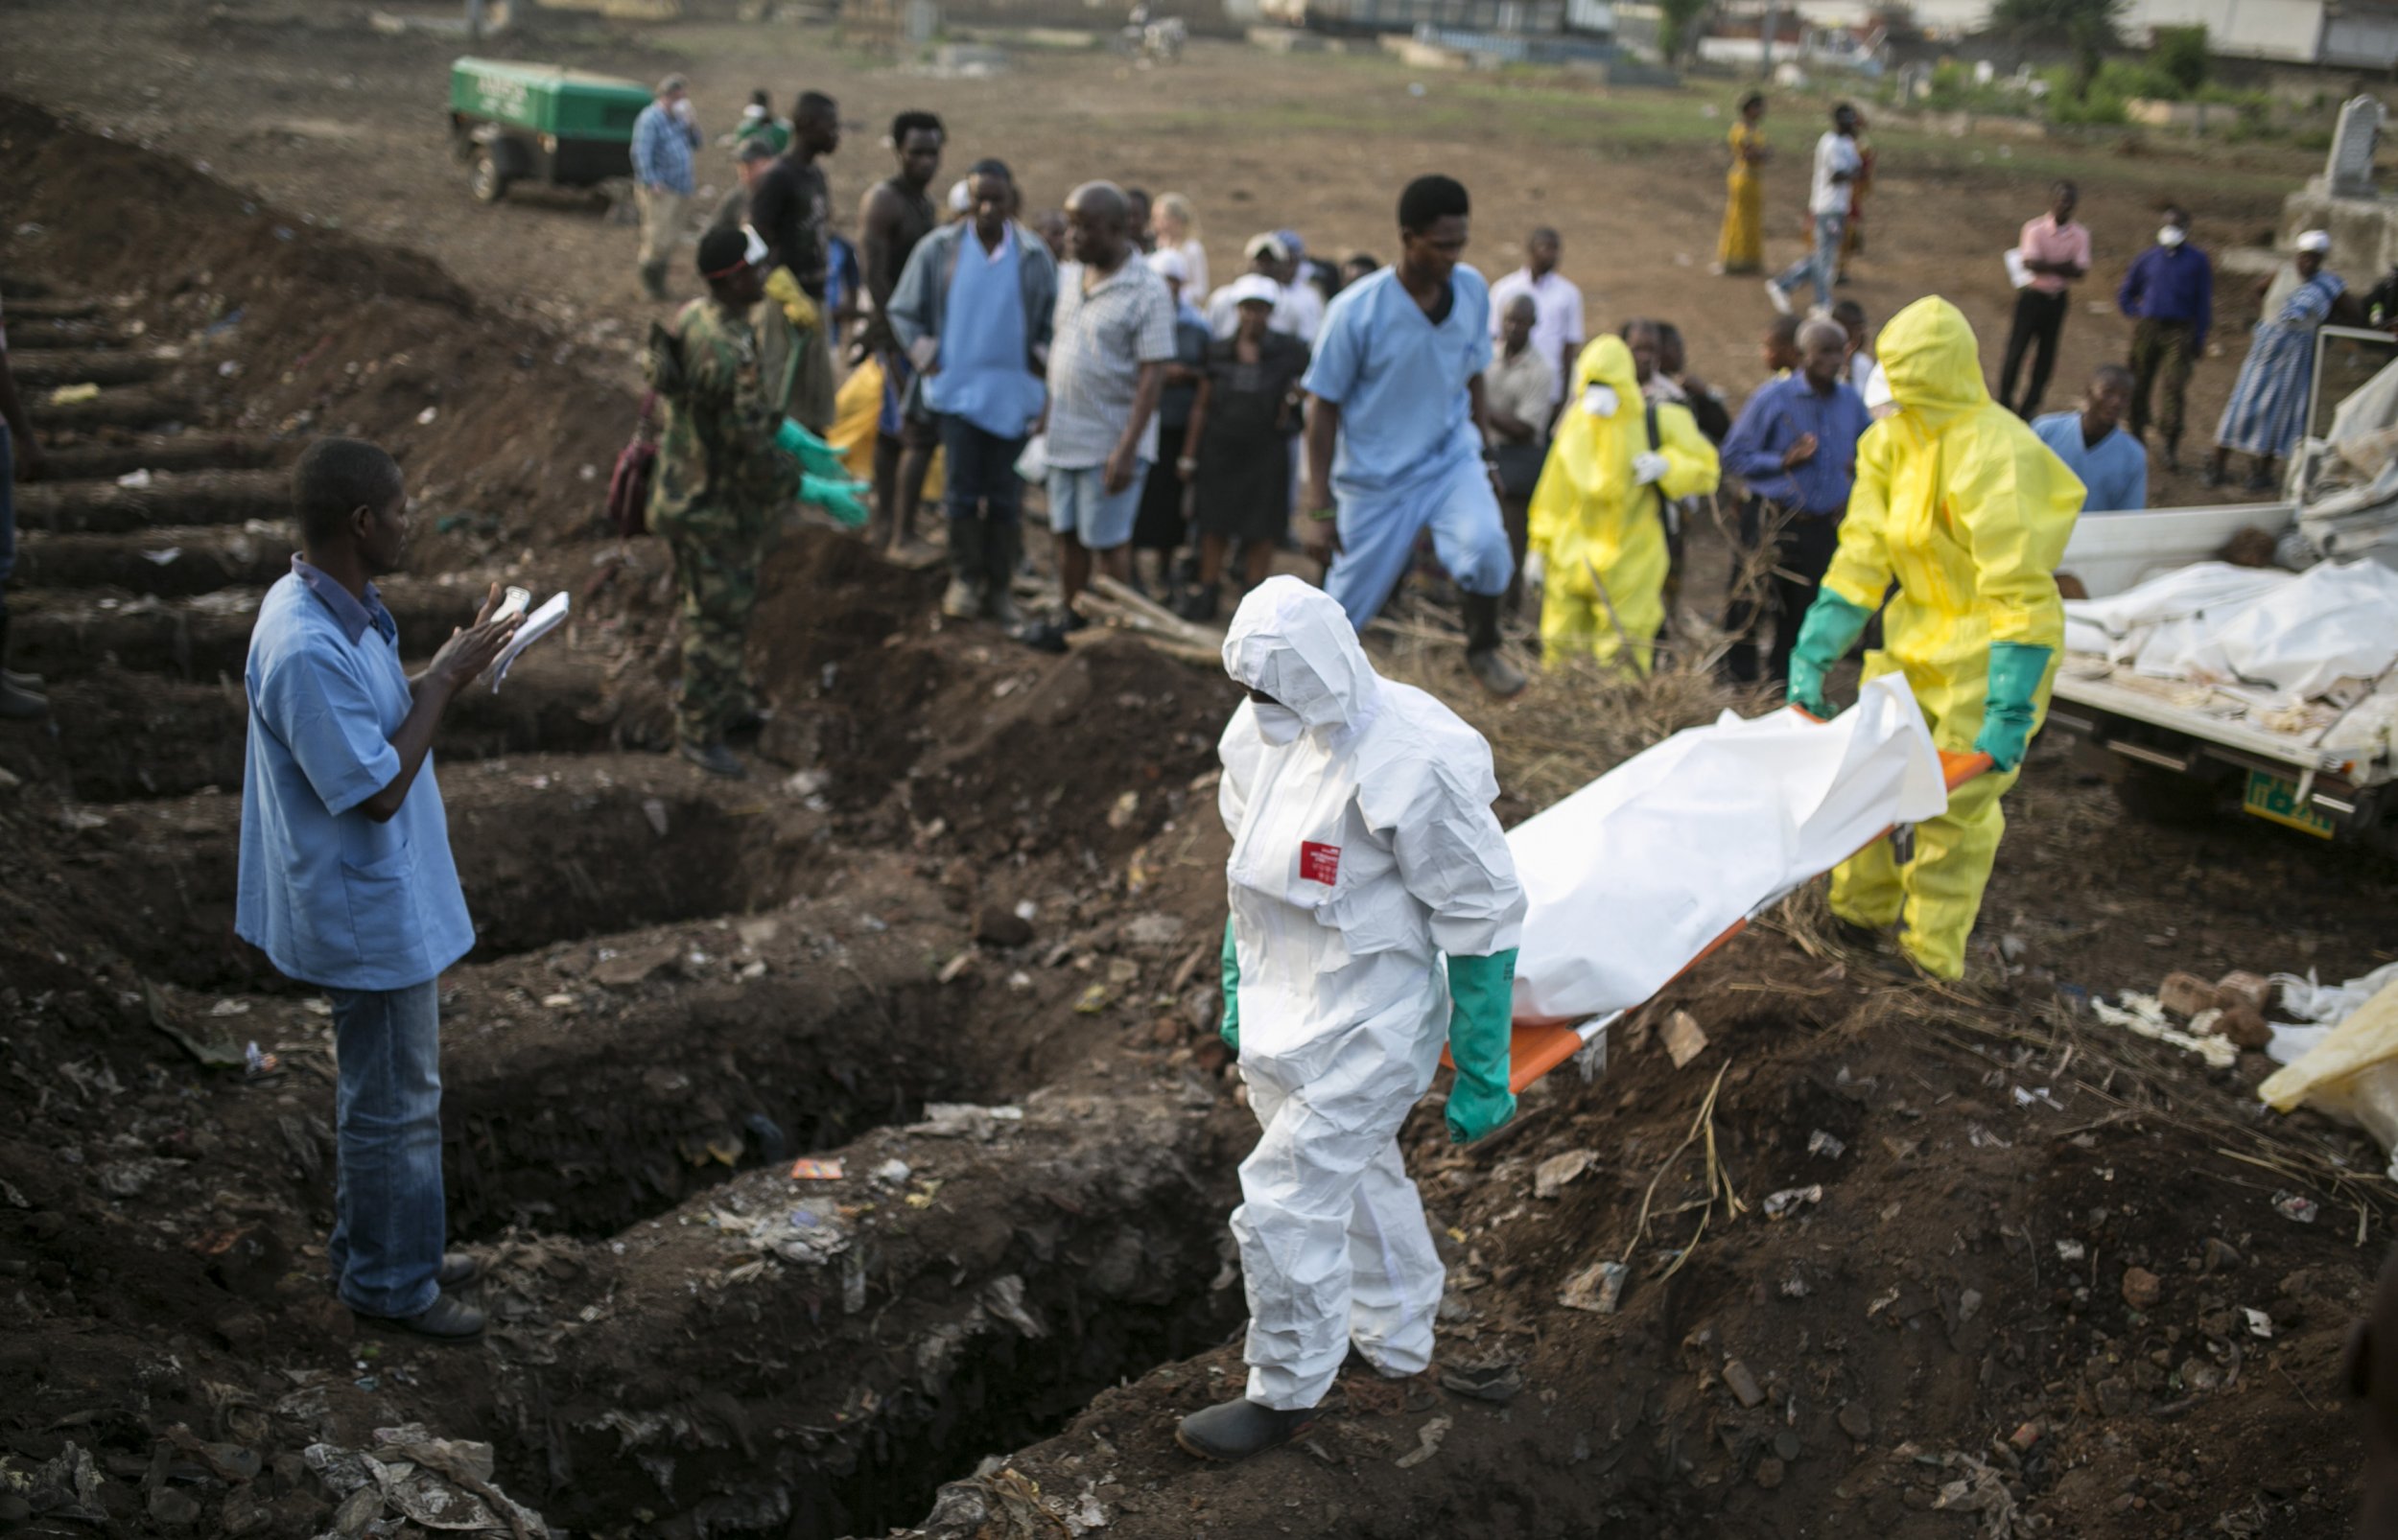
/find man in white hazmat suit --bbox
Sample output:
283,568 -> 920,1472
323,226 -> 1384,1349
1176,576 -> 1526,1462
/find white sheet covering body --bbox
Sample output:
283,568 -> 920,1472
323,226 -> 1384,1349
2061,558 -> 2398,705
1507,675 -> 1950,1024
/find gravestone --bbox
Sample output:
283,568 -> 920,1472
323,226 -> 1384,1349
2329,95 -> 2385,200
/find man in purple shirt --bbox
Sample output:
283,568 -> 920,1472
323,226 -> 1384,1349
2117,204 -> 2214,472
1718,316 -> 1871,690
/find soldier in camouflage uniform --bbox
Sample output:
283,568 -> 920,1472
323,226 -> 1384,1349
645,226 -> 798,779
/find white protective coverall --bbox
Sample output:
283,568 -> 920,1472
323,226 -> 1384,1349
1218,577 -> 1527,1411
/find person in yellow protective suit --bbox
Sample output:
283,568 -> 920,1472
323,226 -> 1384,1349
1785,296 -> 2084,979
1524,335 -> 1719,673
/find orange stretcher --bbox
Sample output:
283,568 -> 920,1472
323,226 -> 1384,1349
1450,744 -> 1994,1093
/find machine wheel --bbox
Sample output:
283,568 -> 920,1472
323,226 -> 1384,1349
2108,762 -> 2224,828
471,152 -> 510,203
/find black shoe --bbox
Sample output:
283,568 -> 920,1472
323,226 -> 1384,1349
1461,594 -> 1527,698
1174,1396 -> 1320,1462
438,1252 -> 482,1290
639,262 -> 669,302
359,1291 -> 485,1342
2199,462 -> 2227,489
678,735 -> 746,779
725,708 -> 770,746
2243,468 -> 2275,494
1176,583 -> 1220,624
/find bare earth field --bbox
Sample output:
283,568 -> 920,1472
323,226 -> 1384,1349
3,10 -> 2395,1540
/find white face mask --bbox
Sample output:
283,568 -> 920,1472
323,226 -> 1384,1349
1252,702 -> 1307,746
1583,383 -> 1619,419
2157,225 -> 2187,248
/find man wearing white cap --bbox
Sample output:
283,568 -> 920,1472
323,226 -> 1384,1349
2207,229 -> 2358,493
1208,235 -> 1317,342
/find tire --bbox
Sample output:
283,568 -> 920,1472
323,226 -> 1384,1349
2107,762 -> 2224,828
471,152 -> 509,203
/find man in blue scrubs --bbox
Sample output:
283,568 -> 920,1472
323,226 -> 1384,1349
236,439 -> 521,1340
2033,363 -> 2148,514
1301,175 -> 1525,697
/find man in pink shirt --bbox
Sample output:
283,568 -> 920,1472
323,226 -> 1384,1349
1997,180 -> 2091,418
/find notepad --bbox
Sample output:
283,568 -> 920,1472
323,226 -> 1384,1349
491,591 -> 569,691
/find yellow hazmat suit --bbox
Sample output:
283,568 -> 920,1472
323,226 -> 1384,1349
1819,297 -> 2083,978
1527,337 -> 1720,673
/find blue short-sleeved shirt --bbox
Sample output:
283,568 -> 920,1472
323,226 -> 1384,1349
1303,265 -> 1493,501
236,559 -> 474,991
2032,411 -> 2149,514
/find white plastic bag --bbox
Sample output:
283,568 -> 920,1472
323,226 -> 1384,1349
1507,675 -> 1949,1024
1013,432 -> 1049,484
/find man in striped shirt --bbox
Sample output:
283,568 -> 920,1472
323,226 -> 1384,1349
1042,181 -> 1176,629
631,75 -> 702,301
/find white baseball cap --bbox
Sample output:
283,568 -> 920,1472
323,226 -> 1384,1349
1229,272 -> 1281,308
1147,248 -> 1190,283
2296,229 -> 2333,254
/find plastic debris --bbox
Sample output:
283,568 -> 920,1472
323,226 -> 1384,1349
1807,1130 -> 1846,1158
47,383 -> 102,405
2273,1190 -> 2318,1224
873,1157 -> 912,1184
1763,1184 -> 1824,1219
303,1424 -> 551,1537
1393,1414 -> 1452,1469
2244,1306 -> 2275,1339
1533,1149 -> 1598,1199
2091,992 -> 2239,1068
1661,1009 -> 1710,1068
789,1157 -> 845,1180
117,467 -> 155,488
1557,1259 -> 1629,1314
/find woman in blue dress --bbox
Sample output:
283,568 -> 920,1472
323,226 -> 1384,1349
2207,230 -> 2359,493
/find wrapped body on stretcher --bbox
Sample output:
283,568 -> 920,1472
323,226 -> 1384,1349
1455,675 -> 1989,1091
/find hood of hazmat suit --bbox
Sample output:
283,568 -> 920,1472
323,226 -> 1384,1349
1820,296 -> 2084,742
1215,576 -> 1525,1411
1815,296 -> 2084,980
1526,336 -> 1720,670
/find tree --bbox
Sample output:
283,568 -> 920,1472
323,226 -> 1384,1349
1657,0 -> 1711,64
2153,24 -> 2211,95
1989,0 -> 2123,97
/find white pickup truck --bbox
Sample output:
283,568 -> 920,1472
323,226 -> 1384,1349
2047,498 -> 2397,853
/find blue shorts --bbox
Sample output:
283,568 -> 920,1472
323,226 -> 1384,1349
1047,461 -> 1151,549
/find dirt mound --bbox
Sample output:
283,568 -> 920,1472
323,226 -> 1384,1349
0,95 -> 635,559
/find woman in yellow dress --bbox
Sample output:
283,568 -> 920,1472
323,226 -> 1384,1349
1718,93 -> 1769,276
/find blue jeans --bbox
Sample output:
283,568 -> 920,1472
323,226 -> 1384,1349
935,413 -> 1027,526
1774,212 -> 1846,312
327,979 -> 447,1318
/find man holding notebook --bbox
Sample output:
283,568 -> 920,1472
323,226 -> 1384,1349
236,436 -> 520,1342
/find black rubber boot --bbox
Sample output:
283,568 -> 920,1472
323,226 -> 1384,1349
359,1290 -> 485,1342
677,735 -> 746,779
983,521 -> 1024,628
1176,582 -> 1220,623
1461,593 -> 1526,698
943,518 -> 988,620
639,261 -> 669,301
0,618 -> 46,721
1174,1396 -> 1321,1462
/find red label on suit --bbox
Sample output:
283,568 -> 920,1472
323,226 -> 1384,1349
1299,842 -> 1341,884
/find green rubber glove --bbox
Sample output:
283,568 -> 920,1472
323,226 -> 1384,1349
1444,949 -> 1518,1145
1785,590 -> 1874,720
799,473 -> 872,529
1973,641 -> 2052,773
1218,915 -> 1240,1052
774,418 -> 849,479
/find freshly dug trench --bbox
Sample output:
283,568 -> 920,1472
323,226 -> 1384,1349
14,468 -> 293,533
441,963 -> 990,1239
48,753 -> 822,989
37,432 -> 280,480
31,385 -> 196,432
6,347 -> 164,387
11,570 -> 563,681
14,524 -> 296,596
12,654 -> 644,802
453,1088 -> 1234,1540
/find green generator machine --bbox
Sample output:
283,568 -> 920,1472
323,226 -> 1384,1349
447,58 -> 653,202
